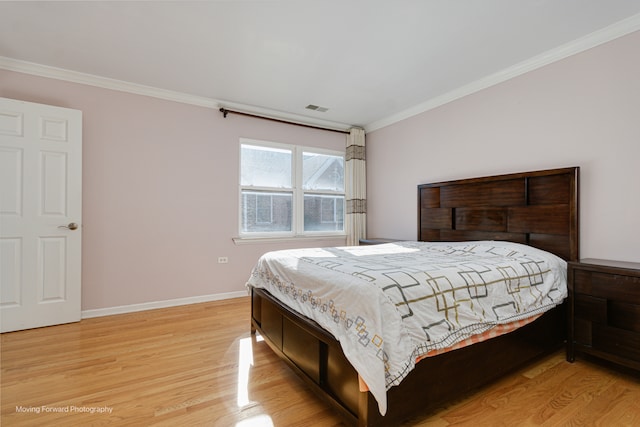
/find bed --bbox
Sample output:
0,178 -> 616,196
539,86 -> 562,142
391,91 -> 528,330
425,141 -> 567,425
248,167 -> 579,426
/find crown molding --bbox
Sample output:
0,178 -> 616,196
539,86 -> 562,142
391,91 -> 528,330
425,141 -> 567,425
365,14 -> 640,133
0,56 -> 221,108
0,56 -> 352,132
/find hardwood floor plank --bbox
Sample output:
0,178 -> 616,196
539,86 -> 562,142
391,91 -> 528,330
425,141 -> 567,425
2,297 -> 639,426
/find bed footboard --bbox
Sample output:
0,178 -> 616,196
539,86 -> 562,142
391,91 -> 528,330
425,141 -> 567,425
251,286 -> 361,425
250,286 -> 566,427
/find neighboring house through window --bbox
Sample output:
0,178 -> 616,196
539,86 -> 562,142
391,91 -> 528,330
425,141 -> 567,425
240,139 -> 345,237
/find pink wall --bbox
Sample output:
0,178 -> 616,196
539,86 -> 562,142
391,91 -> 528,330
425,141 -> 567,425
366,31 -> 640,263
0,72 -> 346,310
2,30 -> 638,311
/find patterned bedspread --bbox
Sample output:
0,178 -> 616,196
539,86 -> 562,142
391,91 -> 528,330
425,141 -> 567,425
246,241 -> 567,415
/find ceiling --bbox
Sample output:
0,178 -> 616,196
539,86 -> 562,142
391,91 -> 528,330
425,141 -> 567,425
1,1 -> 639,131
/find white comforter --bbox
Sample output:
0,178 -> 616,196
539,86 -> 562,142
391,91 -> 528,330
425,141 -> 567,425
246,241 -> 567,415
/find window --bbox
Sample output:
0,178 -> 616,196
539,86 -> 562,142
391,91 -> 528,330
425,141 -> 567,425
240,139 -> 344,237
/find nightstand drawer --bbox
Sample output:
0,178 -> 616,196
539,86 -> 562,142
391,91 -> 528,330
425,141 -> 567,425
609,301 -> 640,333
593,325 -> 640,362
574,294 -> 606,322
573,270 -> 640,303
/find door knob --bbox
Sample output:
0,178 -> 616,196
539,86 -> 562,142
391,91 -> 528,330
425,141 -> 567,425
58,222 -> 79,230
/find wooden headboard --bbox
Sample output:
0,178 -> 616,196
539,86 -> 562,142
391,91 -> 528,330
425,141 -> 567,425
418,167 -> 579,261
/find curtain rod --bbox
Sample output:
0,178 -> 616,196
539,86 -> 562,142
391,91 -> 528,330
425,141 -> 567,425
219,107 -> 350,134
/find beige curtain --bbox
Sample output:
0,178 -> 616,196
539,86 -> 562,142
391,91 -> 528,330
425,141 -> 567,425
345,128 -> 366,245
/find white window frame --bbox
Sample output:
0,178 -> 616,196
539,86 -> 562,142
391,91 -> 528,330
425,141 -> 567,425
238,138 -> 345,239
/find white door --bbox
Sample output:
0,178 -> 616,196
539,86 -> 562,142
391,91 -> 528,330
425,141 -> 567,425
0,97 -> 82,333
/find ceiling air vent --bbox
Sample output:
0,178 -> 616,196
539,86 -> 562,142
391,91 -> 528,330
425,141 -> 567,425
305,104 -> 329,112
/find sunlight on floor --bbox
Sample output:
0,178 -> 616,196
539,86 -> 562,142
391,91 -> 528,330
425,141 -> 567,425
235,334 -> 273,427
237,336 -> 255,408
235,414 -> 274,427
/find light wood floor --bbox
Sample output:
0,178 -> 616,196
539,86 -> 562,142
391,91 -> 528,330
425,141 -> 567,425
2,297 -> 639,426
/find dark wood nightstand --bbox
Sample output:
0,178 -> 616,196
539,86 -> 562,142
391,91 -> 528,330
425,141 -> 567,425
358,238 -> 401,245
567,258 -> 640,372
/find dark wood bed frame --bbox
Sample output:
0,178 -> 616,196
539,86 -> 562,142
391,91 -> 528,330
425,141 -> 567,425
250,167 -> 579,426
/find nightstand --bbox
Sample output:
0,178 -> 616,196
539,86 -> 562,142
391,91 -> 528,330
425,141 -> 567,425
567,258 -> 640,372
358,238 -> 401,245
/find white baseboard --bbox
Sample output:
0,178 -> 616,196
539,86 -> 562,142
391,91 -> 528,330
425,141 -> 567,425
81,290 -> 248,319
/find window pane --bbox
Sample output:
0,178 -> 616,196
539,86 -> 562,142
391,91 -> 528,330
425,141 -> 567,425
302,152 -> 344,191
304,195 -> 344,232
241,190 -> 292,233
241,144 -> 292,188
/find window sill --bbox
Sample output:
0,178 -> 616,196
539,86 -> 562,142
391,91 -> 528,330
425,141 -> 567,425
233,235 -> 347,245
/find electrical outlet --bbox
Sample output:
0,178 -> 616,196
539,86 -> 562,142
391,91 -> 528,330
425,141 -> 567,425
217,256 -> 229,264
